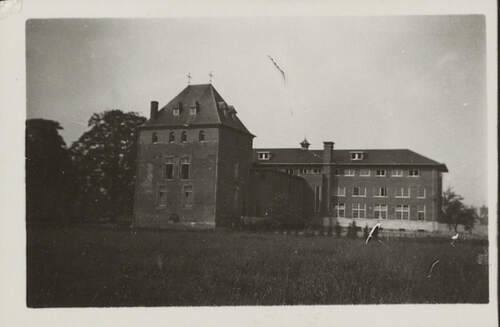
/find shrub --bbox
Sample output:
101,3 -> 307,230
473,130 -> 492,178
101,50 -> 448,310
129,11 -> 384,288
347,221 -> 358,239
334,222 -> 342,237
327,224 -> 333,236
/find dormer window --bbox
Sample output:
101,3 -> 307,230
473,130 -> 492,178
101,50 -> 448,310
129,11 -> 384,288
257,151 -> 270,160
173,102 -> 182,116
227,105 -> 237,120
152,132 -> 158,144
190,102 -> 199,115
409,169 -> 420,177
217,101 -> 227,110
350,152 -> 364,160
181,131 -> 187,143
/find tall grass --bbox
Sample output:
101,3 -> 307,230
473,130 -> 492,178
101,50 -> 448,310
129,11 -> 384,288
27,225 -> 488,307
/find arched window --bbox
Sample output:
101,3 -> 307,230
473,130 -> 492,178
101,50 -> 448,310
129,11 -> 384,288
199,130 -> 205,141
152,132 -> 158,143
181,131 -> 187,143
168,131 -> 175,143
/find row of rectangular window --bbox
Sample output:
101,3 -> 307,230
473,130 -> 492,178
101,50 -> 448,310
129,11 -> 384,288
285,168 -> 322,175
151,130 -> 206,144
333,203 -> 426,220
336,186 -> 426,198
157,184 -> 193,207
173,102 -> 200,116
161,160 -> 239,180
163,158 -> 191,180
336,168 -> 420,177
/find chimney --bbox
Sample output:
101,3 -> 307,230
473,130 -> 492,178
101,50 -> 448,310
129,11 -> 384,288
323,141 -> 334,163
150,101 -> 159,120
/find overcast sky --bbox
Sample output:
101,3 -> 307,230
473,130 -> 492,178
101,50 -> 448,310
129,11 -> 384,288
26,16 -> 487,206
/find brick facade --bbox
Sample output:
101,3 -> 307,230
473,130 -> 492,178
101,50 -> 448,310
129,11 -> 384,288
134,84 -> 448,231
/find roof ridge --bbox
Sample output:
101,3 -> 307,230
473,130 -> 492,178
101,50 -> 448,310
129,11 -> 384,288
207,84 -> 222,125
405,149 -> 443,165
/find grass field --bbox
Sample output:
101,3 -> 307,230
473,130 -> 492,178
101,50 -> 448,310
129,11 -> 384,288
26,225 -> 489,307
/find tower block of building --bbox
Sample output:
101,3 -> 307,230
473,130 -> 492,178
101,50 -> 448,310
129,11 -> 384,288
134,84 -> 254,227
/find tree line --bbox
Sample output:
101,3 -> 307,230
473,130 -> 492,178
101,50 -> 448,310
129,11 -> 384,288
26,110 -> 145,224
26,110 -> 483,230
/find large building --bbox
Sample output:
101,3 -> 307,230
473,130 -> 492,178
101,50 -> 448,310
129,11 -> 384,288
134,84 -> 448,231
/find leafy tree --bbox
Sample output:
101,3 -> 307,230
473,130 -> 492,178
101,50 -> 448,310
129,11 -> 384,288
26,119 -> 74,223
70,110 -> 146,222
440,187 -> 478,232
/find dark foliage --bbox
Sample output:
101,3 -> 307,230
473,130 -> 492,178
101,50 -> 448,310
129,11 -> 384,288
334,222 -> 342,237
327,224 -> 333,236
347,221 -> 358,239
70,110 -> 146,222
440,187 -> 478,232
26,119 -> 74,223
269,193 -> 305,230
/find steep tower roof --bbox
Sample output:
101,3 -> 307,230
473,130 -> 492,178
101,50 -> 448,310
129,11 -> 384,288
142,84 -> 254,136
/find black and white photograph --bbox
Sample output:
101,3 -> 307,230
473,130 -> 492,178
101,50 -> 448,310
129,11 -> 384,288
0,0 -> 497,326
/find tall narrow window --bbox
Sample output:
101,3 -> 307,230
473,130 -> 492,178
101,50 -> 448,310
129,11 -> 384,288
183,185 -> 193,208
157,185 -> 167,207
335,203 -> 345,218
375,186 -> 388,197
190,103 -> 198,115
168,131 -> 175,143
199,130 -> 205,141
417,187 -> 426,198
173,102 -> 182,116
181,131 -> 187,143
163,158 -> 174,179
337,186 -> 346,197
152,132 -> 158,144
417,205 -> 426,220
180,157 -> 190,179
